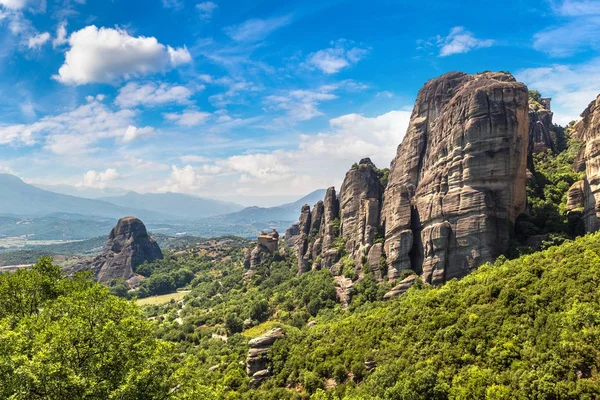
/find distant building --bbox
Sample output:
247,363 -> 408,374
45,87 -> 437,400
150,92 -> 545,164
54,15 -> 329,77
257,229 -> 279,252
540,98 -> 551,111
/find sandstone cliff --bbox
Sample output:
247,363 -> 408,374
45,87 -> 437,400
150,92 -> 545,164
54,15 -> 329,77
290,71 -> 530,289
246,328 -> 285,386
566,94 -> 600,232
74,216 -> 163,287
381,71 -> 529,284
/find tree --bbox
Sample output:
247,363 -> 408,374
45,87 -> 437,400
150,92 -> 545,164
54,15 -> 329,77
0,258 -> 210,399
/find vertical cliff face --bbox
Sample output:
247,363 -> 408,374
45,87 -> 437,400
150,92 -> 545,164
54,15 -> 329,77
72,216 -> 163,287
338,158 -> 385,264
567,95 -> 600,232
382,72 -> 529,284
289,71 -> 529,287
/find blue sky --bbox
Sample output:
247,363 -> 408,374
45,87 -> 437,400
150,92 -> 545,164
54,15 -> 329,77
0,0 -> 599,202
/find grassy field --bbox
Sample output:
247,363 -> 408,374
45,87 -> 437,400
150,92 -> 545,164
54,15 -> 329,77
136,291 -> 190,306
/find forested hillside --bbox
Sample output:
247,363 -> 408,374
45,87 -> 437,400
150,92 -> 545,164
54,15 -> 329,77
3,232 -> 600,398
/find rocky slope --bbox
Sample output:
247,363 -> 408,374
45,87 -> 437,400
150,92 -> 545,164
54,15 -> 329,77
72,216 -> 163,286
289,71 -> 530,290
246,328 -> 285,386
567,94 -> 600,232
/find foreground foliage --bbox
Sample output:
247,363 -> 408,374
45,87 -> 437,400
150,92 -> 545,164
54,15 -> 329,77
0,258 -> 217,399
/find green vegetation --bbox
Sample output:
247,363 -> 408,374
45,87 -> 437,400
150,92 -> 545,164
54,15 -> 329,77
0,258 -> 218,398
512,136 -> 585,257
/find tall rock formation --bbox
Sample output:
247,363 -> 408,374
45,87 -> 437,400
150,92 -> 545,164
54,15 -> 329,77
528,95 -> 556,156
289,71 -> 530,289
246,328 -> 285,387
338,158 -> 384,266
74,216 -> 163,286
244,229 -> 280,270
382,72 -> 529,284
566,94 -> 600,232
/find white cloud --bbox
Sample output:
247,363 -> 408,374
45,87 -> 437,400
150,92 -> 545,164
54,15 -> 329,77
115,81 -> 195,108
0,100 -> 139,152
164,110 -> 211,126
265,89 -> 337,122
307,40 -> 368,74
533,1 -> 600,58
0,124 -> 34,145
436,26 -> 494,57
208,78 -> 260,107
556,0 -> 600,16
27,31 -> 49,49
0,0 -> 27,10
52,21 -> 67,48
159,165 -> 213,192
54,25 -> 192,85
171,109 -> 412,196
0,165 -> 15,174
224,14 -> 291,42
161,0 -> 182,9
196,1 -> 217,20
264,81 -> 366,124
123,125 -> 154,143
20,101 -> 36,118
81,168 -> 119,188
167,45 -> 192,66
180,155 -> 210,163
516,58 -> 600,125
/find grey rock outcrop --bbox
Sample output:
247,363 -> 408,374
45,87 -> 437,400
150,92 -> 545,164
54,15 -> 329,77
296,205 -> 312,275
289,71 -> 530,290
339,158 -> 384,266
74,216 -> 163,286
244,230 -> 280,269
246,328 -> 285,387
381,72 -> 529,284
383,274 -> 418,300
567,94 -> 600,232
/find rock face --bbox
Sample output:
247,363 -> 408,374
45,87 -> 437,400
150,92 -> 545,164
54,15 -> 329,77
381,72 -> 529,284
383,274 -> 418,300
78,217 -> 163,286
338,158 -> 384,266
288,71 -> 529,289
244,230 -> 280,270
528,99 -> 555,156
246,328 -> 285,386
567,94 -> 600,232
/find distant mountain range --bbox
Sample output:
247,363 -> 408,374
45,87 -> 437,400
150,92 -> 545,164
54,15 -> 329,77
0,173 -> 325,241
211,189 -> 327,224
99,192 -> 244,220
0,174 -> 165,221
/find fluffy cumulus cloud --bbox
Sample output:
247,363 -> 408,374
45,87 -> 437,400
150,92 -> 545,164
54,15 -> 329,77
307,40 -> 368,74
115,81 -> 195,108
224,14 -> 291,42
54,25 -> 192,85
164,109 -> 211,126
516,58 -> 600,124
0,99 -> 140,153
81,168 -> 119,188
533,0 -> 600,57
436,26 -> 494,56
123,125 -> 154,142
159,165 -> 215,192
162,109 -> 411,196
196,1 -> 217,19
27,31 -> 50,49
